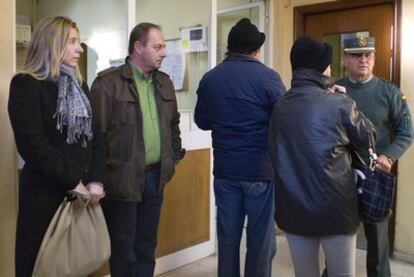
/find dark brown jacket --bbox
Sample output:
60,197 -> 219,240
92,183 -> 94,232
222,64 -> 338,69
90,60 -> 183,201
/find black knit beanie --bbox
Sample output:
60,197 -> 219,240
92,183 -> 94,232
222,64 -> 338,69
227,18 -> 266,54
290,36 -> 332,73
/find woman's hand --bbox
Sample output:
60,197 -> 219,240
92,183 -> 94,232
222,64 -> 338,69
86,182 -> 105,204
327,84 -> 347,94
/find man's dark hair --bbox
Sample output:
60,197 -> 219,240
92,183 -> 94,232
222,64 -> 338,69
128,22 -> 161,54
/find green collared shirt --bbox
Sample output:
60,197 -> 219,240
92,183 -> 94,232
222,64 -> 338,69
130,63 -> 161,165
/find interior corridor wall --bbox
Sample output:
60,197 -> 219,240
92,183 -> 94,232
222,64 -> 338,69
36,0 -> 128,86
135,0 -> 210,112
272,0 -> 414,260
0,0 -> 18,276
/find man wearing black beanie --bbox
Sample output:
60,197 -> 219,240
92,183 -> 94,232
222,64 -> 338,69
195,18 -> 286,277
269,36 -> 374,277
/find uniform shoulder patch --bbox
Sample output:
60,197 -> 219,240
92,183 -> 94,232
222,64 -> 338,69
381,78 -> 400,89
380,78 -> 403,95
380,78 -> 400,91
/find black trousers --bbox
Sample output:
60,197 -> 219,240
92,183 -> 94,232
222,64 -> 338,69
15,185 -> 65,277
102,169 -> 163,277
364,220 -> 391,277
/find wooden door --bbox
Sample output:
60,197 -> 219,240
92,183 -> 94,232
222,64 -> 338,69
306,5 -> 392,80
294,0 -> 401,253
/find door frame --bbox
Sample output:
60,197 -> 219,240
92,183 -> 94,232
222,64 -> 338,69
293,0 -> 402,254
294,0 -> 401,85
217,1 -> 267,64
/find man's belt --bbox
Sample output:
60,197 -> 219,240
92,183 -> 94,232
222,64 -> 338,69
145,162 -> 160,172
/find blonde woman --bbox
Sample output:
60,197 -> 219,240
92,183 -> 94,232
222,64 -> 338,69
8,16 -> 106,277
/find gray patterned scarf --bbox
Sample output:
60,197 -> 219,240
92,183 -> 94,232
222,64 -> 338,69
54,64 -> 92,147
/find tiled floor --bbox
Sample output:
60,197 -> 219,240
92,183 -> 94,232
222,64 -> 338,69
158,234 -> 414,277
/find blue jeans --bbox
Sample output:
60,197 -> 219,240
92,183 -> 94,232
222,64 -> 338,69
102,168 -> 163,277
214,178 -> 276,277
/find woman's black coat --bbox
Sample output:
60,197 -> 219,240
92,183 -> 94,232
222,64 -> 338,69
8,74 -> 106,277
269,70 -> 374,236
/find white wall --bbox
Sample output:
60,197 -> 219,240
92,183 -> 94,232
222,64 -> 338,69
136,0 -> 210,112
37,0 -> 128,86
136,0 -> 209,40
218,0 -> 251,9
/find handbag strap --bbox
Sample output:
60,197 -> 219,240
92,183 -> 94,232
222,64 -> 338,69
368,148 -> 378,171
353,104 -> 378,171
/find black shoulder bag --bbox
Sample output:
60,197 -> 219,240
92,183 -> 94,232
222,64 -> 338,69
353,144 -> 396,224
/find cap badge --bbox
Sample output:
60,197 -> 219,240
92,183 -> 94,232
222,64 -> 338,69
357,37 -> 367,47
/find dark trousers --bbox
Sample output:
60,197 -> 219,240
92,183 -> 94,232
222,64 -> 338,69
321,220 -> 391,277
214,178 -> 276,277
364,221 -> 391,277
102,169 -> 163,277
15,185 -> 65,277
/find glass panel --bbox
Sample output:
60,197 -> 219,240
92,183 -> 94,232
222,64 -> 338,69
324,31 -> 370,80
32,0 -> 128,86
136,0 -> 210,132
218,0 -> 252,10
217,7 -> 260,64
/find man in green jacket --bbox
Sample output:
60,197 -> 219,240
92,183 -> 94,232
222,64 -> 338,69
90,22 -> 184,277
339,36 -> 413,277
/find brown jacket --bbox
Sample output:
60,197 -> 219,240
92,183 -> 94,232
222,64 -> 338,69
90,59 -> 183,201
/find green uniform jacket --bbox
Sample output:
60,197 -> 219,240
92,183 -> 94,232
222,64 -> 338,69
337,76 -> 413,161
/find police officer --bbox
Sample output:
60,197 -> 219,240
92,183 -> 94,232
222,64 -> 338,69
340,36 -> 413,277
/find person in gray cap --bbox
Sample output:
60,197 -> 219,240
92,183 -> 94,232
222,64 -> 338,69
338,36 -> 413,277
195,18 -> 285,277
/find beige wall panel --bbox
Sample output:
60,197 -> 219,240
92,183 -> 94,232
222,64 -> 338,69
0,0 -> 18,276
156,149 -> 210,257
272,0 -> 336,88
136,0 -> 209,41
394,0 -> 414,259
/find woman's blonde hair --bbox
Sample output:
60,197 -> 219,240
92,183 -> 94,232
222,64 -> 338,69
22,16 -> 83,84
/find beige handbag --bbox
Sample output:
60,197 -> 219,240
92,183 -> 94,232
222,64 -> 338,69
32,184 -> 111,277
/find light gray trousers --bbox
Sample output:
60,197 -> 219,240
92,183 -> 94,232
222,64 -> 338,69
285,232 -> 357,277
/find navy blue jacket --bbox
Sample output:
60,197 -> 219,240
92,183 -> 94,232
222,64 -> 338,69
195,54 -> 286,181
